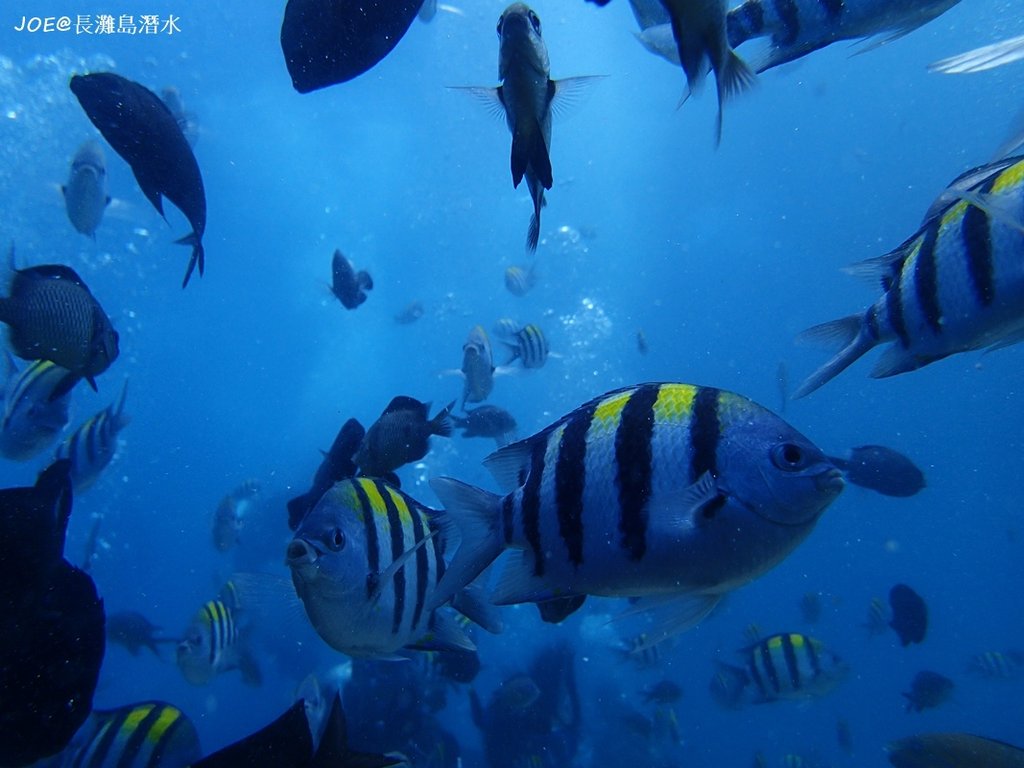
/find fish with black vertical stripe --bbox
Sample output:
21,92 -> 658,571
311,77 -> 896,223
428,382 -> 843,642
176,582 -> 262,687
795,155 -> 1024,397
55,379 -> 129,492
736,632 -> 848,704
287,477 -> 501,658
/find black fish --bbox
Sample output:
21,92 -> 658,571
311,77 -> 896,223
0,460 -> 105,767
451,405 -> 517,446
70,72 -> 206,288
193,691 -> 402,767
889,584 -> 928,646
643,680 -> 683,705
354,396 -> 454,477
887,732 -> 1024,767
0,261 -> 118,400
828,445 -> 926,497
106,610 -> 176,658
287,418 -> 365,531
434,646 -> 482,685
330,250 -> 373,310
281,0 -> 424,93
903,670 -> 954,713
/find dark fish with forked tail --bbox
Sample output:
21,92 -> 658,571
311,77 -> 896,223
355,396 -> 454,478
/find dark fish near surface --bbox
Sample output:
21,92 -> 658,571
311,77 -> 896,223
0,259 -> 119,398
903,670 -> 954,712
280,0 -> 423,93
51,700 -> 201,768
70,72 -> 206,288
887,732 -> 1024,767
0,356 -> 73,460
160,86 -> 200,147
429,383 -> 843,644
106,610 -> 176,658
56,379 -> 130,492
795,155 -> 1024,397
452,404 -> 517,446
461,325 -> 495,406
503,322 -> 549,368
355,396 -> 454,477
659,0 -> 756,144
288,418 -> 366,531
331,249 -> 373,310
62,139 -> 110,237
889,583 -> 928,646
828,445 -> 926,497
0,460 -> 105,767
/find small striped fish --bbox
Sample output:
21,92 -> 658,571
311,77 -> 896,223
176,584 -> 261,687
967,650 -> 1024,680
504,264 -> 537,297
58,700 -> 201,768
739,632 -> 848,703
429,382 -> 843,641
503,323 -> 549,369
288,477 -> 500,658
795,155 -> 1024,398
0,356 -> 72,460
55,379 -> 129,491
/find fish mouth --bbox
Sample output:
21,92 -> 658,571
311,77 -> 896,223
817,468 -> 845,495
286,538 -> 319,569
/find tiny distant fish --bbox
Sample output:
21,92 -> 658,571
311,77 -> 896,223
330,249 -> 373,310
70,72 -> 207,287
503,322 -> 549,368
887,733 -> 1024,767
903,670 -> 954,712
863,596 -> 890,636
160,85 -> 200,147
0,356 -> 72,461
355,396 -> 455,478
55,379 -> 129,492
287,417 -> 365,531
636,329 -> 649,355
929,33 -> 1024,74
62,139 -> 110,238
505,264 -> 537,297
0,256 -> 119,398
799,591 -> 822,623
738,632 -> 848,703
795,155 -> 1024,397
106,610 -> 176,658
494,675 -> 542,711
617,632 -> 664,668
827,445 -> 926,497
836,718 -> 854,754
56,701 -> 201,768
177,584 -> 261,686
889,583 -> 928,646
642,680 -> 683,704
451,404 -> 517,446
461,325 -> 496,406
967,650 -> 1024,680
395,300 -> 425,324
212,478 -> 261,553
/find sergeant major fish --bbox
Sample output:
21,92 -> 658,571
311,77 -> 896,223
0,356 -> 72,461
212,479 -> 261,553
794,155 -> 1024,398
428,382 -> 843,643
55,379 -> 129,492
177,583 -> 261,687
736,632 -> 848,703
287,477 -> 500,657
355,396 -> 454,478
62,139 -> 110,238
505,264 -> 537,296
503,323 -> 549,368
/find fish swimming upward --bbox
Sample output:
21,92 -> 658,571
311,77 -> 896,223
70,72 -> 207,288
62,139 -> 110,238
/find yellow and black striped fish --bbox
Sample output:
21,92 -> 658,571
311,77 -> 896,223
796,155 -> 1024,397
0,356 -> 72,460
429,382 -> 843,642
739,632 -> 848,703
967,650 -> 1024,680
502,323 -> 549,369
57,700 -> 201,768
55,379 -> 129,491
288,477 -> 500,658
176,584 -> 260,687
504,264 -> 537,297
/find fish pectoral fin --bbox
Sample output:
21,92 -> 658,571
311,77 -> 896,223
674,471 -> 723,523
550,75 -> 605,120
614,593 -> 722,648
929,33 -> 1024,74
949,188 -> 1024,235
448,85 -> 506,122
370,528 -> 439,599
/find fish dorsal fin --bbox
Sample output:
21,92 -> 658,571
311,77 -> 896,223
921,156 -> 1024,223
369,527 -> 438,600
17,263 -> 88,287
383,395 -> 426,416
483,439 -> 534,492
841,233 -> 919,286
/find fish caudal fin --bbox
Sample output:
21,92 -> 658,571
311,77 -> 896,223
714,50 -> 756,146
793,314 -> 875,398
510,118 -> 552,190
175,232 -> 205,288
427,477 -> 505,611
430,400 -> 456,438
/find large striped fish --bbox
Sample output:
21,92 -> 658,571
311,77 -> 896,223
0,356 -> 72,460
428,382 -> 843,642
727,0 -> 963,73
795,155 -> 1024,397
735,632 -> 848,703
287,477 -> 500,658
55,379 -> 129,491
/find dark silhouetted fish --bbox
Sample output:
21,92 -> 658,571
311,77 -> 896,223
106,610 -> 176,658
889,584 -> 928,646
280,0 -> 424,93
70,72 -> 206,287
287,418 -> 366,531
0,257 -> 119,399
903,670 -> 954,713
0,460 -> 105,767
887,732 -> 1024,767
62,139 -> 110,238
828,445 -> 926,497
354,396 -> 454,478
451,404 -> 517,446
330,250 -> 373,310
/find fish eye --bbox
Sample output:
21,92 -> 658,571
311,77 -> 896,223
528,11 -> 541,33
771,443 -> 807,471
328,528 -> 345,551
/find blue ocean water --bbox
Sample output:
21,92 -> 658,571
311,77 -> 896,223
1,1 -> 1023,765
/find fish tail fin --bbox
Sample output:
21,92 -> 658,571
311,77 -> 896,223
431,400 -> 456,437
427,477 -> 505,611
793,314 -> 875,398
175,232 -> 205,288
714,50 -> 756,146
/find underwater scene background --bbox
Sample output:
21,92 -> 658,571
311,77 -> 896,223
0,0 -> 1022,765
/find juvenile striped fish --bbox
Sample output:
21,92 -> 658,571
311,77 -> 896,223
503,323 -> 549,369
55,380 -> 129,492
176,583 -> 261,687
0,356 -> 72,461
428,382 -> 843,642
736,632 -> 848,703
287,477 -> 500,658
795,155 -> 1024,397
